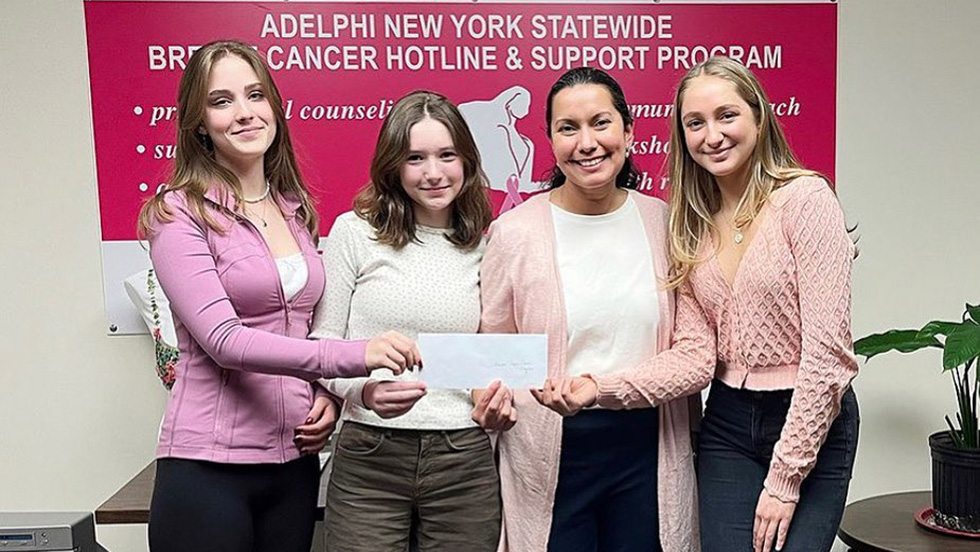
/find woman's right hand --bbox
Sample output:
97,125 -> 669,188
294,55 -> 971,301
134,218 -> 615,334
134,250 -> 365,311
365,331 -> 421,375
363,380 -> 428,418
531,376 -> 597,416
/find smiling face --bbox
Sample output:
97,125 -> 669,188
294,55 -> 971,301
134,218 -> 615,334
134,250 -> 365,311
200,54 -> 277,171
680,75 -> 759,187
399,116 -> 464,228
549,83 -> 633,195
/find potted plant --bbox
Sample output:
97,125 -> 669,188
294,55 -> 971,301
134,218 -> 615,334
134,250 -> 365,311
854,302 -> 980,534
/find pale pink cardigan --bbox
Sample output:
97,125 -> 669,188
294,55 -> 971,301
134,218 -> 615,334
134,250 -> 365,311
592,177 -> 858,503
480,191 -> 700,552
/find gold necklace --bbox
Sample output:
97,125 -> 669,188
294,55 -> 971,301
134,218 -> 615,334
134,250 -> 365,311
246,198 -> 269,228
733,219 -> 745,245
727,186 -> 752,245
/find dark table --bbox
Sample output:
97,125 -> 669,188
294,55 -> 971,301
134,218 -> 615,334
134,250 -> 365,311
838,491 -> 980,551
95,461 -> 329,524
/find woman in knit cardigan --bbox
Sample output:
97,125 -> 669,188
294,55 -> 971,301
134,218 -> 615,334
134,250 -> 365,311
480,67 -> 700,552
538,56 -> 859,552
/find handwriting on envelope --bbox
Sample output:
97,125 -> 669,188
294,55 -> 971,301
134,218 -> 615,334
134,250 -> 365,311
417,333 -> 548,389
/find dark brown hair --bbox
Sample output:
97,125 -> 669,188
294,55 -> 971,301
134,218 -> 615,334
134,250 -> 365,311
354,90 -> 491,250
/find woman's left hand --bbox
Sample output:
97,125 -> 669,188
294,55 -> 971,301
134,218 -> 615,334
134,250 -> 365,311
753,488 -> 797,552
293,395 -> 340,455
531,377 -> 597,416
471,380 -> 518,431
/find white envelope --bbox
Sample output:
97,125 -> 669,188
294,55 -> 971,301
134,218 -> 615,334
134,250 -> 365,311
417,333 -> 548,389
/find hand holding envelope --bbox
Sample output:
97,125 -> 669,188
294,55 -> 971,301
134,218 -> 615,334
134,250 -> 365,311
416,333 -> 548,389
414,334 -> 545,431
471,380 -> 517,431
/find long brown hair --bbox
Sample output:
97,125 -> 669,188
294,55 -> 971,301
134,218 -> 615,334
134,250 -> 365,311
138,40 -> 318,238
666,56 -> 825,287
354,90 -> 491,250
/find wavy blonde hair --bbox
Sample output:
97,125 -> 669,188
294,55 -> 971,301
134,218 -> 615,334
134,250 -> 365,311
666,56 -> 825,287
138,40 -> 318,239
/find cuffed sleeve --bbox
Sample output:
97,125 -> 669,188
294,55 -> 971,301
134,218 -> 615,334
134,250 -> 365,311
764,181 -> 858,502
593,279 -> 716,409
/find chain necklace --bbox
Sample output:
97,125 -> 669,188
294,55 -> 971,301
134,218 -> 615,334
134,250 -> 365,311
727,185 -> 752,245
243,181 -> 271,204
733,220 -> 745,245
245,198 -> 269,228
243,181 -> 271,228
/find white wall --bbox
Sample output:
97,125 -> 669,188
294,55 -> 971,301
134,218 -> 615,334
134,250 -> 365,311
0,3 -> 166,549
1,1 -> 977,551
839,0 -> 980,498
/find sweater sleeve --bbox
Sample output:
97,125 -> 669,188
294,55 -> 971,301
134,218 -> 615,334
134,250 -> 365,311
592,278 -> 716,409
479,220 -> 519,334
149,194 -> 367,382
763,182 -> 858,502
310,215 -> 370,409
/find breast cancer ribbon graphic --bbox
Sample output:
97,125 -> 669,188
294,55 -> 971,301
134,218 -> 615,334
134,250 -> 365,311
499,174 -> 524,215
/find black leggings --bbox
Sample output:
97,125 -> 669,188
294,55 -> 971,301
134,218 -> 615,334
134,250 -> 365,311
149,455 -> 320,552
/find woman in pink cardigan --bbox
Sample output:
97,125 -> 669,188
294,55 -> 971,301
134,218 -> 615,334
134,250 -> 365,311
539,57 -> 859,552
480,67 -> 700,552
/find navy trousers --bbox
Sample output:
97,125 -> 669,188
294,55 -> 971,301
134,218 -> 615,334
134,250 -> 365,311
548,408 -> 662,552
697,380 -> 859,552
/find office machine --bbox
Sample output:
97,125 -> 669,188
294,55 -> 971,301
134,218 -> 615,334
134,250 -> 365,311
0,512 -> 107,551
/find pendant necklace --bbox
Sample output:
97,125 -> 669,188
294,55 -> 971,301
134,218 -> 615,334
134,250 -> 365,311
248,200 -> 269,228
729,185 -> 751,245
243,181 -> 271,228
733,221 -> 745,245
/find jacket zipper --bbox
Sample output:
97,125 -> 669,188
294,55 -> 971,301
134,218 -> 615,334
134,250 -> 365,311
237,212 -> 293,459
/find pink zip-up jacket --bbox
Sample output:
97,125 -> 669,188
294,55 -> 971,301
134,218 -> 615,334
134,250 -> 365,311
150,187 -> 368,464
480,191 -> 700,552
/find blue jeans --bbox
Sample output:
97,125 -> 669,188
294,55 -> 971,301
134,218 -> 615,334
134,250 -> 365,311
697,380 -> 859,552
548,408 -> 662,552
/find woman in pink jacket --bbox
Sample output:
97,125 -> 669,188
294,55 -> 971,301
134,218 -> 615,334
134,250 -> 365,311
480,67 -> 700,552
138,40 -> 418,552
539,57 -> 859,552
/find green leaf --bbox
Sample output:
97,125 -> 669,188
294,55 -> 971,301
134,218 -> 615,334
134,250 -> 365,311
943,322 -> 980,370
854,330 -> 942,360
917,320 -> 961,341
967,303 -> 980,325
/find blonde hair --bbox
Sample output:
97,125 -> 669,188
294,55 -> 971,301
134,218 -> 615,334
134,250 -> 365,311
666,56 -> 825,287
138,40 -> 318,239
354,90 -> 492,250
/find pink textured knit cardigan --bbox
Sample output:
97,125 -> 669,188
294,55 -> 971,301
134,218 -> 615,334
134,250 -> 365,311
480,190 -> 700,552
594,176 -> 859,502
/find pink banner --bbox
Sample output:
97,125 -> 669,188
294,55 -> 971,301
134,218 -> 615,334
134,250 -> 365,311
85,0 -> 836,241
84,0 -> 836,332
